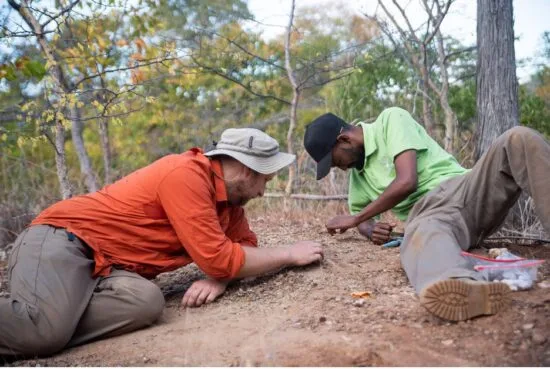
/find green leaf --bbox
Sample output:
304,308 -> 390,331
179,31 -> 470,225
24,61 -> 47,80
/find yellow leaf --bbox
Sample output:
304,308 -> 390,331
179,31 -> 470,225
97,37 -> 107,50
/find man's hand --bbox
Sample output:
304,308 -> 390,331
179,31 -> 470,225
288,240 -> 324,265
369,222 -> 397,245
181,278 -> 228,308
326,214 -> 357,235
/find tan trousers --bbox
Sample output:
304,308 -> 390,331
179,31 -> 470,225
401,126 -> 550,294
0,225 -> 165,358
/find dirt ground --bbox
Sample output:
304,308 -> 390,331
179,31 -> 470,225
1,206 -> 550,366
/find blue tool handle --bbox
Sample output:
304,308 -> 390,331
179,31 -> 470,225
382,238 -> 402,248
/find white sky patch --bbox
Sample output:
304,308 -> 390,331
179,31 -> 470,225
247,0 -> 550,82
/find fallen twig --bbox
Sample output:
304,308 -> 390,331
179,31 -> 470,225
264,193 -> 348,201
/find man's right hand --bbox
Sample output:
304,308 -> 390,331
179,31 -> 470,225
288,240 -> 324,266
369,222 -> 397,244
358,221 -> 397,245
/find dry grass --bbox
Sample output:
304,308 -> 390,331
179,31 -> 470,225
493,195 -> 549,242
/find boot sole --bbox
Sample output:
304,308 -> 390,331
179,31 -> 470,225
419,279 -> 511,321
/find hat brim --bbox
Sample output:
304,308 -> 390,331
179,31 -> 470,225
316,151 -> 332,180
205,149 -> 296,175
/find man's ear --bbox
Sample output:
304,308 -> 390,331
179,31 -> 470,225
336,132 -> 352,144
241,165 -> 255,179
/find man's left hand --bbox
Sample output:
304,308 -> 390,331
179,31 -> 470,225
181,278 -> 228,308
326,215 -> 357,235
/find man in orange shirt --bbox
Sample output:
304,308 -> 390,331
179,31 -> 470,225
0,128 -> 323,358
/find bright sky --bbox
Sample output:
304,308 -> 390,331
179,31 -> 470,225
247,0 -> 550,82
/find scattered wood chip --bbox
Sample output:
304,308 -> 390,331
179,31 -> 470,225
351,291 -> 372,299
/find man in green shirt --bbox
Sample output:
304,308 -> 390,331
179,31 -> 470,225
303,107 -> 550,321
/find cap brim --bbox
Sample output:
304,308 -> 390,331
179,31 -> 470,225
205,149 -> 296,174
316,152 -> 332,180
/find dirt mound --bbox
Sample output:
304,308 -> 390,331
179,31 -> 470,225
3,215 -> 550,366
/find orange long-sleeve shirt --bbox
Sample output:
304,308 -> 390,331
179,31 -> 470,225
31,148 -> 258,279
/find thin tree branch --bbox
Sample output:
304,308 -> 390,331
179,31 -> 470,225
40,0 -> 80,29
284,0 -> 298,91
191,57 -> 291,105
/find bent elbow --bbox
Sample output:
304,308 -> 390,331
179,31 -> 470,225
401,177 -> 417,196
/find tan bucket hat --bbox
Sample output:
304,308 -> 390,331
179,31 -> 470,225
205,128 -> 295,174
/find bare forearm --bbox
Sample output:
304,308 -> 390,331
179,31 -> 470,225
236,246 -> 292,278
354,179 -> 414,225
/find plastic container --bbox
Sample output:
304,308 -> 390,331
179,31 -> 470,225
461,251 -> 545,291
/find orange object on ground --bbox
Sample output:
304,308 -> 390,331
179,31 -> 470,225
351,291 -> 372,299
32,148 -> 257,279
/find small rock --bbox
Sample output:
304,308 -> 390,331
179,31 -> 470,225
352,299 -> 365,307
519,342 -> 529,351
537,281 -> 550,289
533,332 -> 547,345
143,356 -> 150,363
441,339 -> 453,346
484,330 -> 491,335
522,323 -> 535,330
319,316 -> 327,323
335,297 -> 341,302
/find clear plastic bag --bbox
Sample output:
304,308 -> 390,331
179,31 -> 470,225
461,251 -> 545,291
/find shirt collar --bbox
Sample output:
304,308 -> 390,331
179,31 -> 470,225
210,158 -> 228,203
357,121 -> 378,172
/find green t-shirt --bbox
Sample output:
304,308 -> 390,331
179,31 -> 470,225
348,107 -> 469,221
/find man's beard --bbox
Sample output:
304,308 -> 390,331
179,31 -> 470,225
343,146 -> 366,170
353,147 -> 366,170
225,180 -> 250,207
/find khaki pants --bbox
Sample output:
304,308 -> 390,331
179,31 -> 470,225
0,225 -> 165,357
401,126 -> 550,294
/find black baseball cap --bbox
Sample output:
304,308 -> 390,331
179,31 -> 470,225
303,113 -> 349,180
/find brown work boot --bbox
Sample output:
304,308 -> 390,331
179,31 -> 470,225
419,278 -> 511,321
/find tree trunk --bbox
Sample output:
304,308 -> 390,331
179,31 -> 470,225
476,0 -> 528,231
419,46 -> 435,137
475,0 -> 519,159
285,89 -> 300,195
9,0 -> 74,199
55,119 -> 73,199
70,107 -> 99,192
98,117 -> 112,184
284,0 -> 298,196
435,30 -> 457,154
10,0 -> 99,196
419,78 -> 435,137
